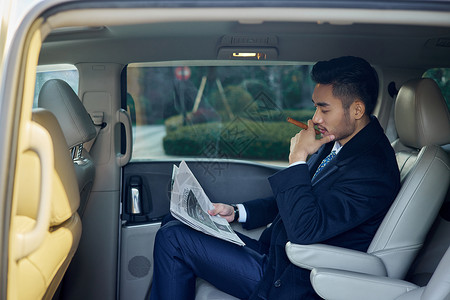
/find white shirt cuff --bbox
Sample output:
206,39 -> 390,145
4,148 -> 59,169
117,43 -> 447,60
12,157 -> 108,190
288,160 -> 306,167
236,203 -> 247,223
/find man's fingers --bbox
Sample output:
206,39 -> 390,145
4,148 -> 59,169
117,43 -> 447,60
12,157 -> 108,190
208,203 -> 233,217
208,203 -> 220,216
320,134 -> 335,145
307,119 -> 315,130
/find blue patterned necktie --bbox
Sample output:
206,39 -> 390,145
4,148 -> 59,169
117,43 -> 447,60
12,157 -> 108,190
313,150 -> 337,179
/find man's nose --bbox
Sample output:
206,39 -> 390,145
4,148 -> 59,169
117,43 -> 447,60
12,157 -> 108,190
312,109 -> 322,124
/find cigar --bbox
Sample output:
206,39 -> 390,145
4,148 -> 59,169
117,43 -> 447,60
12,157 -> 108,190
287,117 -> 321,135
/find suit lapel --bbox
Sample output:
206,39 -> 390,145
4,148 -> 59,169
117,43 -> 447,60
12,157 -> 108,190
307,142 -> 334,178
310,116 -> 384,184
311,158 -> 339,185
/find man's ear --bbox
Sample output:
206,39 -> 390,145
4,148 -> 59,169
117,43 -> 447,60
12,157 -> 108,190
353,100 -> 366,120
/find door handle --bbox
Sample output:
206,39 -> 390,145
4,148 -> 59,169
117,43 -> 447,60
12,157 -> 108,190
129,176 -> 142,215
131,187 -> 142,214
117,109 -> 132,167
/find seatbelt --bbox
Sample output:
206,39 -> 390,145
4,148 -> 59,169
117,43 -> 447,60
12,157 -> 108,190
85,111 -> 105,152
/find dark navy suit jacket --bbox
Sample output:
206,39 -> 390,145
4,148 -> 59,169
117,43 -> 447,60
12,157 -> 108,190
242,117 -> 400,300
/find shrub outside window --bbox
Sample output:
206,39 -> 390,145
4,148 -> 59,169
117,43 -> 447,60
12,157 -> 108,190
127,62 -> 317,166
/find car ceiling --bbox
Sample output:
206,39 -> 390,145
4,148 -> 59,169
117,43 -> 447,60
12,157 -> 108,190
38,13 -> 450,69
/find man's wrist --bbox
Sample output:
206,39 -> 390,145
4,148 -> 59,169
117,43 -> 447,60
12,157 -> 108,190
289,152 -> 308,165
231,204 -> 239,222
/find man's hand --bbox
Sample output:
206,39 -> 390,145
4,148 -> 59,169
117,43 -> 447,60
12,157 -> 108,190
208,203 -> 235,223
289,120 -> 335,164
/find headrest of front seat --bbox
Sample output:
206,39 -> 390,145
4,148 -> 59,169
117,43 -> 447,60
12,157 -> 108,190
38,79 -> 96,149
395,78 -> 450,149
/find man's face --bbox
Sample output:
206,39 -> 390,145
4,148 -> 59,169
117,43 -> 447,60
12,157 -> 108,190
311,83 -> 357,146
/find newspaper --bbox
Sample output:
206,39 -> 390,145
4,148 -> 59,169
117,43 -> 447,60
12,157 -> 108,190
170,161 -> 245,246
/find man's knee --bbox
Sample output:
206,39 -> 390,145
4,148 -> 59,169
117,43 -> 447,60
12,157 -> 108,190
161,213 -> 177,226
154,220 -> 185,250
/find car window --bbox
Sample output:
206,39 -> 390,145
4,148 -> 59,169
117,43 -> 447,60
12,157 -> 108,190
126,62 -> 317,166
34,64 -> 79,107
423,68 -> 450,112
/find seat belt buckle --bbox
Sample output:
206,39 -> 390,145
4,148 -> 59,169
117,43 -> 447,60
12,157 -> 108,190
90,111 -> 104,126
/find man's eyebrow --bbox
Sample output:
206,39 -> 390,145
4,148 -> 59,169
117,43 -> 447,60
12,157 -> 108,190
311,99 -> 330,107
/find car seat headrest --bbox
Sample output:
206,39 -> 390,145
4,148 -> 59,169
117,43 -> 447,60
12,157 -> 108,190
38,79 -> 96,149
395,78 -> 450,149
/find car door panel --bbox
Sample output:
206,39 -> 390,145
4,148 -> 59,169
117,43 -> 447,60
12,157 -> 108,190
122,160 -> 281,224
119,160 -> 280,300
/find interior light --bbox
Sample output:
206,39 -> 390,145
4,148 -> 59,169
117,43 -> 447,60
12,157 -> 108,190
232,52 -> 267,60
233,52 -> 256,57
217,47 -> 278,60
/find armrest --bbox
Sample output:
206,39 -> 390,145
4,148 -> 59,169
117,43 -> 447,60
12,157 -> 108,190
310,268 -> 418,300
285,242 -> 387,276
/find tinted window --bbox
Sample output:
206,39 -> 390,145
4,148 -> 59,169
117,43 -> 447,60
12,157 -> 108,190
34,64 -> 79,107
127,63 -> 317,166
423,68 -> 450,112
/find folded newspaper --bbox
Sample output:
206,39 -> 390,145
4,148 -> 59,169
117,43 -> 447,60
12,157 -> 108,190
170,161 -> 245,246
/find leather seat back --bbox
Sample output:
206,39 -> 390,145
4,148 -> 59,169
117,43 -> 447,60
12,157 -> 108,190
309,245 -> 450,300
38,79 -> 97,218
367,78 -> 450,279
13,109 -> 82,299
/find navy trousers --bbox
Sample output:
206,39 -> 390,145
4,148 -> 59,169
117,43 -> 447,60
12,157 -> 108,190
150,220 -> 268,300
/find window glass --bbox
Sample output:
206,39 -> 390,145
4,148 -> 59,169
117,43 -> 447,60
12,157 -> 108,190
127,63 -> 317,166
423,68 -> 450,112
34,64 -> 79,107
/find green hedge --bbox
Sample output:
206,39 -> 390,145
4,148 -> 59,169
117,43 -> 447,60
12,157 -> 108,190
165,109 -> 315,133
163,119 -> 306,160
242,109 -> 314,124
209,85 -> 256,116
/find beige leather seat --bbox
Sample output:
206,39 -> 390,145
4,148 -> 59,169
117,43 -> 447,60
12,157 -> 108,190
195,78 -> 450,299
310,244 -> 450,300
285,78 -> 450,298
38,79 -> 97,218
12,109 -> 82,300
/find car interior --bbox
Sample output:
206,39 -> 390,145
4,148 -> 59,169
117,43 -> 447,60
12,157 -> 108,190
2,1 -> 450,300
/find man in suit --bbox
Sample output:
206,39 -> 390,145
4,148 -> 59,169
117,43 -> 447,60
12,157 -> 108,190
150,56 -> 401,299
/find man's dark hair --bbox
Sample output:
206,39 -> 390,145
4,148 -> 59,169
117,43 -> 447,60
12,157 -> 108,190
311,56 -> 379,115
